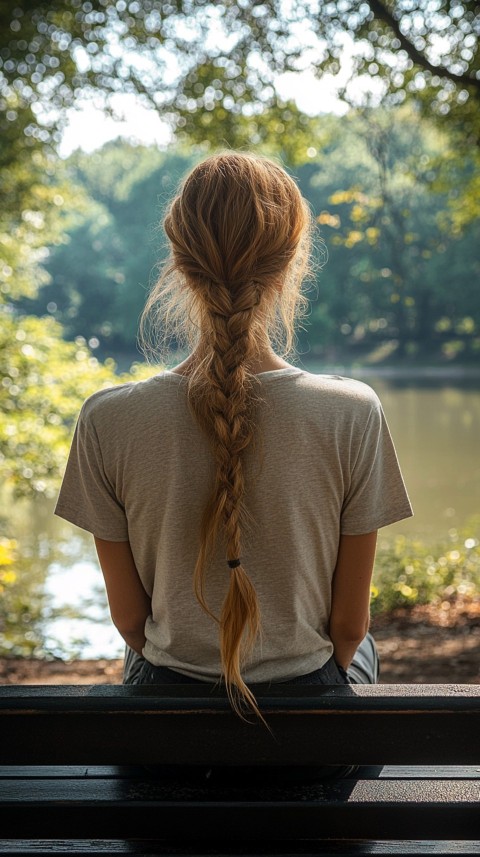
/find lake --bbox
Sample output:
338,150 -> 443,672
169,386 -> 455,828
3,367 -> 480,660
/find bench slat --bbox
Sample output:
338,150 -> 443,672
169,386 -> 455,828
0,793 -> 479,840
2,775 -> 479,802
1,765 -> 480,779
0,840 -> 480,856
1,685 -> 479,766
2,711 -> 478,765
1,684 -> 479,707
0,840 -> 479,856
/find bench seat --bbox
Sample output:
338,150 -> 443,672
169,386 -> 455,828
0,684 -> 478,855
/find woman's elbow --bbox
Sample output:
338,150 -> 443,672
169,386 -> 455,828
111,611 -> 148,637
329,614 -> 370,644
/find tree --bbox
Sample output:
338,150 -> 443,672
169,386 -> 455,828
0,310 -> 157,499
16,144 -> 197,351
1,1 -> 478,154
307,106 -> 480,362
0,2 -> 329,313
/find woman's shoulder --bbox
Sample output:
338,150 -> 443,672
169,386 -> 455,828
293,370 -> 381,411
78,372 -> 178,425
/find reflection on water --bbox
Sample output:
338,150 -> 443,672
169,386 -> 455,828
0,499 -> 122,660
2,373 -> 479,660
45,555 -> 121,658
366,377 -> 480,542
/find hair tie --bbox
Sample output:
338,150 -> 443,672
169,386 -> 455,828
227,558 -> 241,569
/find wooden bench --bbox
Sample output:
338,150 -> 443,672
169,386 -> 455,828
0,683 -> 479,856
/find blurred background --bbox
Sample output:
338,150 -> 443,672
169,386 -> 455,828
0,1 -> 478,672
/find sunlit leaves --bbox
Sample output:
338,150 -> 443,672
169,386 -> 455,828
430,140 -> 480,233
0,311 -> 158,499
0,538 -> 17,587
372,517 -> 480,615
1,1 -> 478,160
0,141 -> 91,303
21,144 -> 196,348
304,106 -> 480,360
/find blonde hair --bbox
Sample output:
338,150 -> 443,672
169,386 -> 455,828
140,152 -> 313,719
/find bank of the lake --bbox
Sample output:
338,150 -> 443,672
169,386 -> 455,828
1,598 -> 478,685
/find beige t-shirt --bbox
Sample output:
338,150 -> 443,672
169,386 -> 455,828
55,367 -> 413,682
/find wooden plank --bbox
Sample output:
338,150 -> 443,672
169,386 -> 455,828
1,710 -> 478,765
1,686 -> 479,766
1,684 -> 479,707
379,766 -> 480,779
0,766 -> 146,779
0,778 -> 479,839
0,840 -> 479,856
0,798 -> 479,840
1,765 -> 480,780
0,839 -> 479,856
1,776 -> 479,802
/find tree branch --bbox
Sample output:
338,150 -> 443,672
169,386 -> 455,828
368,0 -> 480,92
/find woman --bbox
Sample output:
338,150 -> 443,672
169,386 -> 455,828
55,152 -> 413,725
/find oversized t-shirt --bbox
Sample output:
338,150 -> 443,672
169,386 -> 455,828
54,367 -> 413,682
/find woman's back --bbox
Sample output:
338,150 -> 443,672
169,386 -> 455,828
56,365 -> 411,684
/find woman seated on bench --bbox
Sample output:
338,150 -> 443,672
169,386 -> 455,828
55,152 -> 413,730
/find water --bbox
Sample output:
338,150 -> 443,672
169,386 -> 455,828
1,501 -> 121,659
3,370 -> 480,660
356,374 -> 480,541
44,556 -> 122,659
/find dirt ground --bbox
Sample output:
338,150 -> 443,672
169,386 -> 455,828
1,601 -> 478,686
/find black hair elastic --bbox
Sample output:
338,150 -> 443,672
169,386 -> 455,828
227,558 -> 241,569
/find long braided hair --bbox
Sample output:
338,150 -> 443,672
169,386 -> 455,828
141,152 -> 313,718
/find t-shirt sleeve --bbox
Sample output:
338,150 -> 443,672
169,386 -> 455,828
340,399 -> 413,535
54,402 -> 129,541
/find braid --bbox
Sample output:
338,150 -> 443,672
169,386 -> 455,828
188,281 -> 262,717
139,151 -> 314,721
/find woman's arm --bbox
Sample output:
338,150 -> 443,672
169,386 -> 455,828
94,537 -> 152,656
329,531 -> 378,670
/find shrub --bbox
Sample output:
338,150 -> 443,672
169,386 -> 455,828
371,517 -> 480,615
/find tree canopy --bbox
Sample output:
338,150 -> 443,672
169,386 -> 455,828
1,1 -> 479,154
2,1 -> 478,306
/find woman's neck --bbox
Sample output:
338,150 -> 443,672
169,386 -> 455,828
170,350 -> 293,376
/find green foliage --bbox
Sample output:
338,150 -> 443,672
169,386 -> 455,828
0,148 -> 87,302
371,519 -> 480,615
1,2 -> 478,336
0,310 -> 159,499
300,108 -> 480,361
430,139 -> 480,234
14,111 -> 480,365
176,90 -> 330,168
1,1 -> 478,152
0,534 -> 51,658
17,145 -> 196,348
